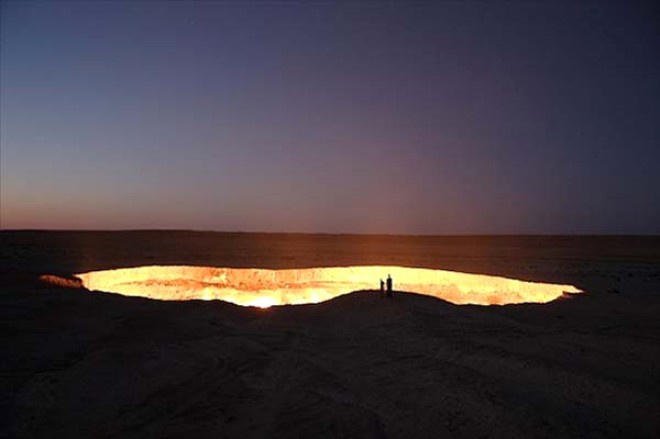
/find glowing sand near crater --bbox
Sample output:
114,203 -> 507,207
75,266 -> 582,307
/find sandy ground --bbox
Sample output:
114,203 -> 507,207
1,232 -> 659,438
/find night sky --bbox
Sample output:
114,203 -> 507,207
1,1 -> 659,234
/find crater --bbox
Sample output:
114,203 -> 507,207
74,265 -> 582,307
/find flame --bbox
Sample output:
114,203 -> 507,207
74,265 -> 582,307
251,296 -> 278,309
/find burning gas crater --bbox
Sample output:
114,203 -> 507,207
75,266 -> 581,308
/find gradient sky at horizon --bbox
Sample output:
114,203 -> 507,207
1,1 -> 659,234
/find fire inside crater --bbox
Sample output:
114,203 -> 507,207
75,266 -> 582,307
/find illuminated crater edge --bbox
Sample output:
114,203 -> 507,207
74,265 -> 582,308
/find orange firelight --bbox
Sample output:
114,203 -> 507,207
74,265 -> 582,308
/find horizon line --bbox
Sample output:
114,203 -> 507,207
1,228 -> 658,238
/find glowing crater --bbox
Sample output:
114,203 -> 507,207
75,266 -> 581,308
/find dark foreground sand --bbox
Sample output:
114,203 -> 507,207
1,232 -> 659,438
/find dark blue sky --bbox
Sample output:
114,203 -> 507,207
1,1 -> 659,234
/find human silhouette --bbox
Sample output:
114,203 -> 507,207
380,279 -> 385,298
386,274 -> 393,298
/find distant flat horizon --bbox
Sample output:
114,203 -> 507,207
1,229 -> 658,238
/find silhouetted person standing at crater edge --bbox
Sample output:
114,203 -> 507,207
380,279 -> 385,298
386,274 -> 393,298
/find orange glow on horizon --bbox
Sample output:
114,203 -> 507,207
73,265 -> 582,307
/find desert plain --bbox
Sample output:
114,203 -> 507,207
1,231 -> 659,438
